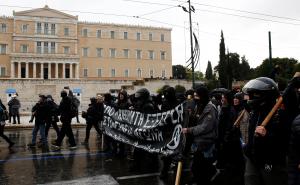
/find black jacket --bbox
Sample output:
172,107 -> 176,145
246,103 -> 290,166
86,102 -> 104,124
288,115 -> 300,183
32,101 -> 47,123
59,96 -> 72,122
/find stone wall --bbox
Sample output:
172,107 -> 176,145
0,79 -> 193,112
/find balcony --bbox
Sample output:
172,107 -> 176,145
10,52 -> 80,59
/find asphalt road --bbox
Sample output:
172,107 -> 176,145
0,128 -> 192,185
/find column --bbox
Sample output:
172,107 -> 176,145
33,62 -> 36,78
41,63 -> 44,79
55,63 -> 58,78
25,62 -> 29,78
70,63 -> 73,79
62,63 -> 65,78
48,63 -> 51,79
18,62 -> 21,78
75,64 -> 79,79
11,62 -> 15,78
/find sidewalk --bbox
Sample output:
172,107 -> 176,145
5,115 -> 86,129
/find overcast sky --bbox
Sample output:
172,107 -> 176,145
1,0 -> 300,73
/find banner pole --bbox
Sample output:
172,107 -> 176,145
175,161 -> 183,185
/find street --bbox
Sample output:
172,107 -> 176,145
0,128 -> 191,185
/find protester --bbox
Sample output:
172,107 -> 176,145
27,95 -> 48,148
182,86 -> 218,185
131,88 -> 158,171
242,77 -> 290,185
159,87 -> 179,179
215,91 -> 245,185
288,114 -> 300,185
115,90 -> 131,156
52,90 -> 76,150
8,94 -> 21,124
45,95 -> 60,138
82,97 -> 103,145
0,99 -> 14,148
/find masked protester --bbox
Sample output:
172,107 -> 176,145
242,77 -> 290,185
182,86 -> 218,185
130,88 -> 158,171
159,87 -> 179,179
214,91 -> 245,185
45,95 -> 60,138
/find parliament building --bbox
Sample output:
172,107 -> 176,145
0,5 -> 172,80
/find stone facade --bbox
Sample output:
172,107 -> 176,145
0,79 -> 192,112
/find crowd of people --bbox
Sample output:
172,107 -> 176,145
0,76 -> 300,185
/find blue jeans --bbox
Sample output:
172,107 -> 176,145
32,120 -> 47,145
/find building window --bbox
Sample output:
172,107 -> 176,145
0,24 -> 7,32
51,42 -> 55,54
51,24 -> 55,35
149,33 -> 153,41
96,48 -> 103,57
0,67 -> 6,76
111,69 -> 116,77
137,32 -> 141,40
97,30 -> 101,38
149,50 -> 154,60
82,48 -> 89,57
150,69 -> 154,78
137,68 -> 142,78
124,69 -> 129,77
136,50 -> 142,60
22,24 -> 28,33
110,31 -> 115,39
162,70 -> 166,78
123,49 -> 129,58
36,42 -> 42,54
44,42 -> 49,54
0,44 -> 7,54
160,51 -> 166,60
21,45 -> 28,53
44,23 -> 49,34
124,32 -> 128,39
64,28 -> 69,36
110,48 -> 116,58
83,69 -> 88,77
161,34 -> 165,42
97,69 -> 102,77
37,22 -> 42,34
64,46 -> 70,54
82,28 -> 88,37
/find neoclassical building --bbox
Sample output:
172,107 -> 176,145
0,5 -> 172,80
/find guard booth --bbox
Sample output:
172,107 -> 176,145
73,88 -> 82,111
5,88 -> 16,103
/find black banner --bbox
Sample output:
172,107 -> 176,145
102,103 -> 185,156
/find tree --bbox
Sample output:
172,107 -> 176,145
216,30 -> 227,88
175,85 -> 186,94
172,65 -> 186,79
239,56 -> 251,80
205,61 -> 213,80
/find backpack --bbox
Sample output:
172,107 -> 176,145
70,96 -> 79,118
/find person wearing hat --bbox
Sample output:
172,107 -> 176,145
182,86 -> 218,185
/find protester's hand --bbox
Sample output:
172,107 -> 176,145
182,128 -> 190,134
29,120 -> 33,123
255,126 -> 267,137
